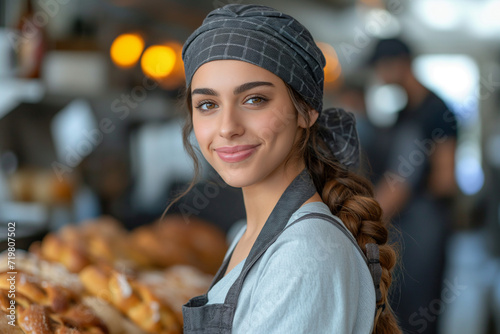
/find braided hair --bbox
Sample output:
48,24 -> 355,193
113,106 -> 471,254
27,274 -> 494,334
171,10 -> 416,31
286,85 -> 401,334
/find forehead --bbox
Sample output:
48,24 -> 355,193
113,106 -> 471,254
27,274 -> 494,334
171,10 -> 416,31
191,59 -> 283,89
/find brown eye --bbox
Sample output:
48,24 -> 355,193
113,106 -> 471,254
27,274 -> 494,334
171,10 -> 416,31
196,101 -> 218,111
245,96 -> 266,105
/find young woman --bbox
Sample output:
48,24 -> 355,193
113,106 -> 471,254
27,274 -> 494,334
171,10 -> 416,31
176,4 -> 401,333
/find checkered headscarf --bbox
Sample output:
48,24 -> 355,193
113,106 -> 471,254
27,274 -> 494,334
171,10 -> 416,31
182,4 -> 360,169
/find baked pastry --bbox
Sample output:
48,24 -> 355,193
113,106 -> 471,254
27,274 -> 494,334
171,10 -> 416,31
79,265 -> 181,334
31,214 -> 227,276
31,216 -> 153,273
15,214 -> 227,333
132,215 -> 227,274
0,250 -> 83,294
82,297 -> 149,334
139,265 -> 213,324
0,271 -> 108,333
35,233 -> 90,273
0,251 -> 151,334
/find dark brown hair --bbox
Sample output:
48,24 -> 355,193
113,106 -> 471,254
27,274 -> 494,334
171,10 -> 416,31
287,86 -> 401,334
166,83 -> 401,334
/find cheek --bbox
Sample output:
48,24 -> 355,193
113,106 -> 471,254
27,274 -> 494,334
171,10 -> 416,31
256,105 -> 297,142
192,116 -> 213,151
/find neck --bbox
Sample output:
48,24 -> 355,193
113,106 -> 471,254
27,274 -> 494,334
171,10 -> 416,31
241,162 -> 305,237
401,72 -> 429,109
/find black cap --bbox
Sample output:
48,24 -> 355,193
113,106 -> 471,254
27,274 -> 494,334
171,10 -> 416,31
369,37 -> 412,65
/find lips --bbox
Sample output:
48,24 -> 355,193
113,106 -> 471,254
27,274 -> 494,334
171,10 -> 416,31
214,144 -> 260,163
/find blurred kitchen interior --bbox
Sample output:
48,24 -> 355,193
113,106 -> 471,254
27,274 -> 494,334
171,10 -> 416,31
0,0 -> 499,333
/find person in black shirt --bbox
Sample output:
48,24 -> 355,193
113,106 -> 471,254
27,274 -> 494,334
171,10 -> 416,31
369,38 -> 458,334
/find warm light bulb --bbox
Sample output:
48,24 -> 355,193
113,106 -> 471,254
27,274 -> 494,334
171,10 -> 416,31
317,42 -> 342,83
110,33 -> 145,68
141,45 -> 177,79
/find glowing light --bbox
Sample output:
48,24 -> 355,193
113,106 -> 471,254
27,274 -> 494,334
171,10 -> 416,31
363,9 -> 401,38
413,0 -> 462,30
456,141 -> 484,196
456,156 -> 484,195
366,84 -> 407,127
110,33 -> 145,68
414,55 -> 478,105
414,54 -> 480,125
317,42 -> 341,84
471,0 -> 500,37
141,45 -> 176,79
157,41 -> 185,90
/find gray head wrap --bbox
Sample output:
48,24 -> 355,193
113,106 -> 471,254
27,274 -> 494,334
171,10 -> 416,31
182,4 -> 360,169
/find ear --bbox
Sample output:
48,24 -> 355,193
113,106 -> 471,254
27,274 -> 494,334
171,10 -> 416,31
298,108 -> 319,129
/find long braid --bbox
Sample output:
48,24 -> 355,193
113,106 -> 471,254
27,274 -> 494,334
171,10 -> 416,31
288,86 -> 401,334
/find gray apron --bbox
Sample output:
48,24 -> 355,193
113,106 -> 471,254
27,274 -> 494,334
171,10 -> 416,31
182,168 -> 371,333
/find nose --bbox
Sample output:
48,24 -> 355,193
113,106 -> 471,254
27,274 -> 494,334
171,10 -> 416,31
219,105 -> 244,139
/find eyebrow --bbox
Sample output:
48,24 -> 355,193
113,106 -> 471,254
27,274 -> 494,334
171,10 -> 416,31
191,88 -> 218,96
233,81 -> 274,95
191,81 -> 275,97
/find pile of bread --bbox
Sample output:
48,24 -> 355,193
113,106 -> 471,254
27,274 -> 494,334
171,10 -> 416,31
0,215 -> 228,334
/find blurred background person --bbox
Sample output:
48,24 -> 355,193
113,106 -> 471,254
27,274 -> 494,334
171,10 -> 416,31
368,37 -> 458,334
337,79 -> 392,185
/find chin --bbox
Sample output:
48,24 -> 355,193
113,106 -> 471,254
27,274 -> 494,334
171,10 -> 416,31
216,167 -> 257,188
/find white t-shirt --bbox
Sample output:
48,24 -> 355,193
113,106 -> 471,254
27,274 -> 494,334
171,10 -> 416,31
207,201 -> 376,333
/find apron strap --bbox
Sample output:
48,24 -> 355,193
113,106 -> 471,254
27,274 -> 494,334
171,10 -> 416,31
298,213 -> 368,264
304,214 -> 384,307
222,168 -> 317,304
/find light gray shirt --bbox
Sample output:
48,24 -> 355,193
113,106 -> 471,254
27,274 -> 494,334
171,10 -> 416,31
207,201 -> 376,333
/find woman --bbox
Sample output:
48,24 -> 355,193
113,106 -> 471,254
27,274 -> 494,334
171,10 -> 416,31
175,4 -> 401,333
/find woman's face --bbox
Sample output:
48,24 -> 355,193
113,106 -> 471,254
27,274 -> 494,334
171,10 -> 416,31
190,60 -> 312,188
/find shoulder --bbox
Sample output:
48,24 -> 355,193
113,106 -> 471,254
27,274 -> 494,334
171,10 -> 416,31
262,201 -> 368,273
425,91 -> 458,136
233,201 -> 376,333
427,91 -> 449,109
285,201 -> 361,250
242,201 -> 376,330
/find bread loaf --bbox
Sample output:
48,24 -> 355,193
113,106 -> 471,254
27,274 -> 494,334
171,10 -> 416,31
79,265 -> 181,334
0,271 -> 108,334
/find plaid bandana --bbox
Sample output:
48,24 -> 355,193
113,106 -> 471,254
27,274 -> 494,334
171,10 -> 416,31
318,107 -> 360,170
182,4 -> 360,169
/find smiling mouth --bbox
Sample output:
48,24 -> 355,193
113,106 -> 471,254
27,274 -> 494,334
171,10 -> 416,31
214,144 -> 260,163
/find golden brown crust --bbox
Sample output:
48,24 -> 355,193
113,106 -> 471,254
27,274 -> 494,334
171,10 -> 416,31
0,251 -> 84,294
0,272 -> 108,334
132,215 -> 227,274
82,297 -> 149,334
138,265 -> 212,325
12,214 -> 225,333
30,214 -> 227,276
18,304 -> 52,334
39,234 -> 90,273
33,217 -> 154,273
79,265 -> 181,334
